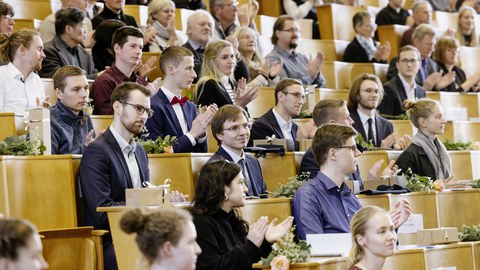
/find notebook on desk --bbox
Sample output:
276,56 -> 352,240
306,233 -> 352,257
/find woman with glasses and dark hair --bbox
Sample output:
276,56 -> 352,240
190,160 -> 294,270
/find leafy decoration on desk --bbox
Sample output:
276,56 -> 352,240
403,168 -> 434,192
295,109 -> 312,119
0,129 -> 46,156
356,133 -> 374,150
459,224 -> 480,242
442,139 -> 474,150
136,127 -> 178,154
269,172 -> 310,198
261,226 -> 311,266
379,113 -> 409,120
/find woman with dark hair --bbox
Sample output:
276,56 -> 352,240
191,160 -> 293,270
0,218 -> 49,270
0,2 -> 14,37
121,207 -> 201,270
91,19 -> 126,71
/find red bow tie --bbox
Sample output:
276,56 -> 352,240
171,96 -> 188,106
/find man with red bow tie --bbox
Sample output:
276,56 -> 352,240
145,46 -> 218,153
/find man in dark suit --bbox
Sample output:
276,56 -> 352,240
40,8 -> 98,79
145,46 -> 217,153
249,78 -> 314,151
379,46 -> 426,117
79,82 -> 152,270
347,73 -> 410,150
209,105 -> 267,197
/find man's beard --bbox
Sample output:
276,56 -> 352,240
289,41 -> 298,49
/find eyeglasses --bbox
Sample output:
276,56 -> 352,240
399,58 -> 419,65
222,122 -> 251,133
337,145 -> 357,152
123,102 -> 155,118
282,91 -> 306,101
1,15 -> 14,21
219,1 -> 238,7
280,28 -> 301,34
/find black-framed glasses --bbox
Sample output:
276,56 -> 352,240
337,145 -> 357,152
399,58 -> 419,65
1,15 -> 14,21
282,91 -> 306,101
123,102 -> 155,118
222,122 -> 251,133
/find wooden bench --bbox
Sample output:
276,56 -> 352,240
240,198 -> 291,224
0,112 -> 26,140
316,4 -> 366,41
440,92 -> 480,119
247,86 -> 275,119
377,24 -> 409,62
322,61 -> 389,90
459,46 -> 480,77
424,242 -> 475,270
452,120 -> 480,142
384,248 -> 426,269
123,4 -> 148,27
141,52 -> 162,82
175,8 -> 195,31
90,115 -> 113,135
148,153 -> 195,197
3,0 -> 52,20
252,152 -> 297,192
436,189 -> 480,228
448,150 -> 480,181
356,150 -> 389,181
296,39 -> 349,62
14,18 -> 42,32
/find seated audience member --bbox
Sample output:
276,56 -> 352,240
210,0 -> 259,40
347,73 -> 410,150
50,66 -> 95,154
209,105 -> 267,197
375,0 -> 410,26
39,8 -> 98,79
293,124 -> 411,240
91,0 -> 138,28
174,0 -> 207,10
91,19 -> 126,71
39,0 -> 93,46
400,1 -> 432,47
388,24 -> 445,91
347,206 -> 397,270
434,36 -> 480,92
396,99 -> 451,181
0,29 -> 48,114
300,99 -> 398,185
426,0 -> 456,12
378,46 -> 426,117
0,2 -> 14,37
195,40 -> 259,108
0,218 -> 49,270
120,208 -> 202,270
191,160 -> 293,270
233,27 -> 282,87
282,0 -> 322,39
91,26 -> 149,115
455,6 -> 479,47
145,46 -> 218,153
86,0 -> 100,19
343,12 -> 390,63
147,0 -> 187,52
266,15 -> 326,87
249,78 -> 314,151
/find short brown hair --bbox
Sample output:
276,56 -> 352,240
433,36 -> 459,64
53,66 -> 87,92
312,124 -> 357,167
0,218 -> 37,261
403,98 -> 440,128
352,11 -> 371,32
159,46 -> 193,75
271,15 -> 295,45
312,99 -> 347,127
0,29 -> 40,63
412,23 -> 435,42
110,82 -> 151,105
347,73 -> 384,112
211,104 -> 249,145
274,78 -> 303,104
0,2 -> 14,17
112,26 -> 143,49
397,45 -> 421,59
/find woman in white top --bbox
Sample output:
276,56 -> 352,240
147,0 -> 187,52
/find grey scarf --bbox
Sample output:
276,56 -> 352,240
411,131 -> 451,180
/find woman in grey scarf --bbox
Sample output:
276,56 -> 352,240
396,99 -> 452,181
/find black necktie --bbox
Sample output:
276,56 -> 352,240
367,118 -> 376,146
196,47 -> 205,54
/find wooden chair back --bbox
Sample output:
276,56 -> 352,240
317,4 -> 366,41
424,243 -> 475,270
440,92 -> 480,119
148,153 -> 195,197
391,120 -> 414,137
453,120 -> 480,142
142,52 -> 162,82
252,152 -> 297,192
384,248 -> 426,269
240,198 -> 291,224
436,190 -> 480,229
448,150 -> 480,181
377,24 -> 409,62
4,0 -> 51,20
356,150 -> 389,181
90,115 -> 113,135
14,18 -> 42,32
175,8 -> 195,31
247,86 -> 275,119
459,46 -> 480,77
296,39 -> 349,62
123,4 -> 148,27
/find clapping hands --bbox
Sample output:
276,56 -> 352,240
247,216 -> 294,247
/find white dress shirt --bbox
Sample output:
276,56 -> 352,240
110,126 -> 142,189
398,73 -> 418,101
357,108 -> 376,142
272,108 -> 293,140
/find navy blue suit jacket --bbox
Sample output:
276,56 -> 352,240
209,147 -> 267,197
248,109 -> 299,150
350,110 -> 394,148
343,37 -> 386,63
300,147 -> 364,190
378,75 -> 426,117
146,90 -> 207,153
79,128 -> 150,230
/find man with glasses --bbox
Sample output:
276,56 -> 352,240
266,15 -> 326,87
249,78 -> 315,151
293,123 -> 411,239
210,0 -> 259,40
379,46 -> 426,117
209,104 -> 267,198
0,2 -> 14,37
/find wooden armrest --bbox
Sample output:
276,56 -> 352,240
92,230 -> 109,237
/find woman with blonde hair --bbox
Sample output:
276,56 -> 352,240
233,26 -> 282,87
147,0 -> 187,52
455,6 -> 479,47
120,207 -> 202,270
396,99 -> 451,181
347,206 -> 396,270
195,40 -> 259,108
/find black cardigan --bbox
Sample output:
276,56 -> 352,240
396,143 -> 436,180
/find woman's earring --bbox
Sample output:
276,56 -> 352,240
224,194 -> 229,201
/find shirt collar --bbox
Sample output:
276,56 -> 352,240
272,108 -> 292,131
357,108 -> 375,124
221,145 -> 244,163
6,62 -> 33,82
188,39 -> 204,51
161,86 -> 181,103
110,63 -> 137,81
316,171 -> 352,193
110,125 -> 137,153
273,45 -> 296,58
398,73 -> 417,91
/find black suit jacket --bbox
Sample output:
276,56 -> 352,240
196,79 -> 234,108
343,37 -> 386,63
79,128 -> 149,230
437,62 -> 468,92
300,147 -> 364,189
350,110 -> 394,148
387,56 -> 440,87
145,90 -> 207,153
378,75 -> 426,116
209,147 -> 267,197
248,109 -> 299,151
40,36 -> 98,79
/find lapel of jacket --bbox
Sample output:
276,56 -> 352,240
266,109 -> 284,139
351,110 -> 367,140
54,37 -> 72,66
104,128 -> 133,188
159,90 -> 184,135
396,76 -> 408,102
